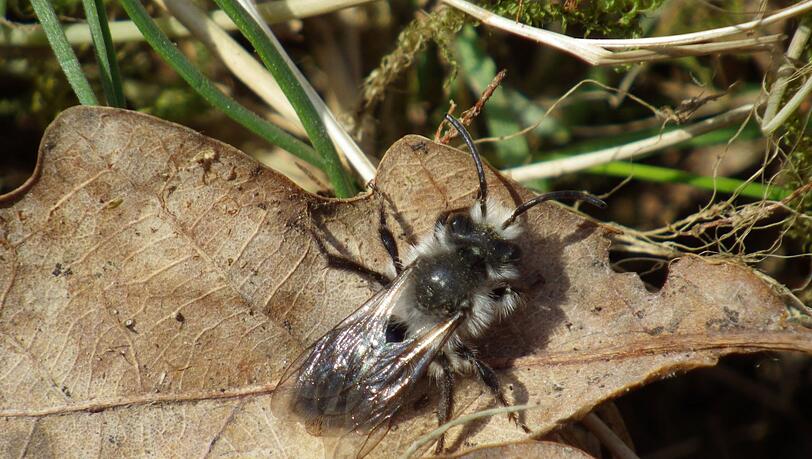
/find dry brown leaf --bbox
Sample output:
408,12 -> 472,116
452,440 -> 593,458
1,106 -> 810,457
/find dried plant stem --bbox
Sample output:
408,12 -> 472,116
158,0 -> 302,133
400,404 -> 536,459
581,413 -> 640,459
232,0 -> 376,185
694,182 -> 812,234
438,69 -> 508,144
761,20 -> 812,128
442,0 -> 809,65
1,0 -> 380,46
505,104 -> 754,182
761,64 -> 812,134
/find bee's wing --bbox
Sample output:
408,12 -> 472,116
272,268 -> 460,441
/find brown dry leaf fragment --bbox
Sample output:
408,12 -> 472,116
452,440 -> 593,458
0,106 -> 810,457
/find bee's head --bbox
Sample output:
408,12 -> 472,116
443,114 -> 607,235
443,211 -> 521,266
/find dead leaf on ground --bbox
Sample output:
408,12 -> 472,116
0,106 -> 810,457
452,440 -> 593,458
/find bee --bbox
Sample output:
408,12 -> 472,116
272,115 -> 606,457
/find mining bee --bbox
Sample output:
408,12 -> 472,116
272,115 -> 605,456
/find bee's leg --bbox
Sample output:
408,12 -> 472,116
378,204 -> 402,274
460,346 -> 531,433
434,357 -> 455,454
309,228 -> 392,286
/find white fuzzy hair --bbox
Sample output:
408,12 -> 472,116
401,197 -> 522,267
470,196 -> 523,241
394,198 -> 524,378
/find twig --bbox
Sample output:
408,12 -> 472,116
581,413 -> 640,459
442,0 -> 809,66
504,104 -> 754,182
439,69 -> 508,144
434,101 -> 458,141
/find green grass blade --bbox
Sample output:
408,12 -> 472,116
542,120 -> 762,159
82,0 -> 125,107
585,161 -> 790,200
30,0 -> 98,105
525,118 -> 788,199
118,0 -> 321,168
211,0 -> 355,198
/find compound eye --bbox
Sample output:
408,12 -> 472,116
495,241 -> 521,263
448,214 -> 473,237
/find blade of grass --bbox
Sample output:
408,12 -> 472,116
584,161 -> 790,201
235,0 -> 375,186
506,105 -> 755,181
211,0 -> 356,198
159,0 -> 301,131
82,0 -> 125,107
118,0 -> 321,168
30,0 -> 98,105
542,118 -> 762,159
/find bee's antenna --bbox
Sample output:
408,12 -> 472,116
502,191 -> 606,229
444,114 -> 487,217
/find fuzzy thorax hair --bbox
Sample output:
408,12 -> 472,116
393,198 -> 525,374
401,197 -> 524,267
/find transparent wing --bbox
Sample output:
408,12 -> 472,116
272,268 -> 460,442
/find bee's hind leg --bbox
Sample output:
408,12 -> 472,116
434,357 -> 455,454
461,346 -> 531,434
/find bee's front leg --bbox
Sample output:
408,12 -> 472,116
377,203 -> 402,274
309,227 -> 392,286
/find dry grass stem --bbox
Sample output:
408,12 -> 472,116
582,412 -> 641,459
1,0 -> 381,46
235,0 -> 376,183
761,21 -> 812,128
400,404 -> 536,459
158,0 -> 303,133
504,104 -> 754,182
442,0 -> 812,65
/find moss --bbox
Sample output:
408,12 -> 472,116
362,7 -> 466,110
480,0 -> 665,37
781,123 -> 812,252
776,72 -> 812,252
